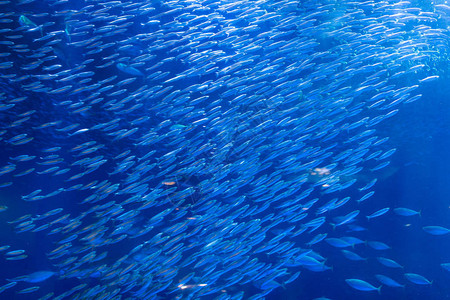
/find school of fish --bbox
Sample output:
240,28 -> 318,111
0,0 -> 449,299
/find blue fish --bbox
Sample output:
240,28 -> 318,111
10,271 -> 55,283
376,257 -> 403,269
423,226 -> 450,236
116,63 -> 144,77
404,273 -> 432,285
375,274 -> 404,288
345,279 -> 381,293
366,208 -> 390,220
394,208 -> 421,217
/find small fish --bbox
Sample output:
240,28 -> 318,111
0,246 -> 10,251
418,75 -> 439,83
357,191 -> 375,203
116,63 -> 144,76
345,279 -> 381,293
13,168 -> 35,177
0,281 -> 17,293
10,137 -> 34,145
367,241 -> 390,250
375,274 -> 404,288
423,226 -> 450,236
6,254 -> 27,260
10,271 -> 56,283
22,189 -> 42,199
17,286 -> 40,294
333,210 -> 359,227
8,214 -> 31,224
376,257 -> 403,269
371,161 -> 390,171
10,155 -> 36,161
394,207 -> 421,217
5,249 -> 25,256
366,208 -> 390,220
0,183 -> 11,189
358,178 -> 377,191
377,148 -> 396,160
404,273 -> 432,285
325,238 -> 352,248
341,250 -> 366,261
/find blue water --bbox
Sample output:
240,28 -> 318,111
270,82 -> 450,299
0,0 -> 449,299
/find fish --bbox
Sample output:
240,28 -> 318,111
376,257 -> 403,269
345,279 -> 381,293
404,273 -> 432,285
419,75 -> 439,83
341,250 -> 366,261
17,286 -> 40,294
366,208 -> 390,220
375,274 -> 404,288
393,208 -> 421,217
367,241 -> 391,250
333,210 -> 360,228
116,63 -> 144,77
358,178 -> 377,191
0,282 -> 17,294
6,254 -> 27,260
423,226 -> 450,236
9,271 -> 56,283
325,238 -> 352,248
357,191 -> 375,203
5,249 -> 25,256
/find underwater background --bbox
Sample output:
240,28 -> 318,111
0,0 -> 449,299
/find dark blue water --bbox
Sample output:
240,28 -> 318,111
0,0 -> 449,299
269,79 -> 450,299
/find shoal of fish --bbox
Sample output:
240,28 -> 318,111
0,0 -> 448,299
